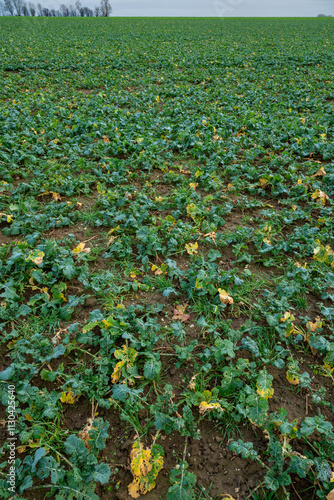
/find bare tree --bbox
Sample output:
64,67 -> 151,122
100,0 -> 111,16
83,6 -> 92,16
22,0 -> 29,14
3,0 -> 112,17
68,3 -> 76,15
4,0 -> 15,14
75,0 -> 81,14
28,1 -> 35,14
12,0 -> 24,15
59,3 -> 68,15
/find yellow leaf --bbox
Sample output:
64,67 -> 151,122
218,289 -> 233,305
0,212 -> 14,223
199,401 -> 223,415
286,371 -> 300,386
131,441 -> 152,477
312,167 -> 326,177
185,242 -> 198,255
259,178 -> 268,188
280,311 -> 295,323
308,318 -> 323,332
26,250 -> 45,266
72,242 -> 91,255
52,192 -> 61,201
128,439 -> 164,498
60,390 -> 77,404
111,360 -> 126,384
128,478 -> 141,499
311,189 -> 329,205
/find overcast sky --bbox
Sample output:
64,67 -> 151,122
104,0 -> 333,17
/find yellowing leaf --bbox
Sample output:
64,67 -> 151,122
312,167 -> 326,177
218,289 -> 233,305
185,242 -> 198,255
60,389 -> 77,404
256,370 -> 274,400
186,203 -> 199,220
52,192 -> 61,201
259,178 -> 268,188
311,189 -> 329,205
111,360 -> 126,384
0,212 -> 13,223
72,242 -> 91,255
307,318 -> 323,332
286,371 -> 300,386
128,478 -> 141,499
26,250 -> 45,266
280,311 -> 295,323
189,182 -> 198,190
128,440 -> 164,498
131,442 -> 152,477
199,401 -> 223,415
111,345 -> 138,384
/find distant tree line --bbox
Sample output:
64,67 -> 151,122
0,0 -> 112,16
317,14 -> 332,17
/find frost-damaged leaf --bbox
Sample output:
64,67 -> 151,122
78,417 -> 94,450
256,369 -> 274,400
188,373 -> 198,391
311,189 -> 329,205
218,288 -> 233,305
172,303 -> 190,323
25,250 -> 45,266
128,440 -> 164,498
199,401 -> 223,415
72,242 -> 91,255
327,489 -> 334,500
312,166 -> 326,177
185,242 -> 198,255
